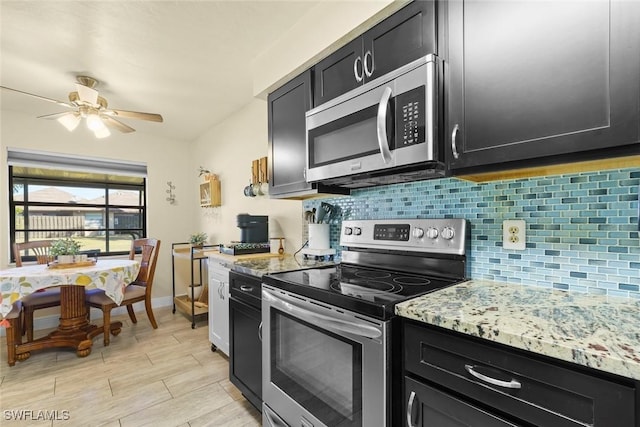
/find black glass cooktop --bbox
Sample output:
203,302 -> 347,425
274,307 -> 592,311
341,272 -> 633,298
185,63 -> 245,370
262,264 -> 460,320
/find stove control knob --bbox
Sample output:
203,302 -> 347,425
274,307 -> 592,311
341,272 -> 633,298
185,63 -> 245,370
426,227 -> 439,239
441,226 -> 455,240
412,227 -> 424,238
353,227 -> 362,236
344,227 -> 353,236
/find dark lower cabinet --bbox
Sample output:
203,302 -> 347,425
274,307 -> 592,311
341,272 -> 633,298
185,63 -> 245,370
446,0 -> 640,173
229,272 -> 262,411
403,319 -> 637,426
405,376 -> 519,427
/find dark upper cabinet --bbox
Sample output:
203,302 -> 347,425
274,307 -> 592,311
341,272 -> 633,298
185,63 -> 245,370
268,70 -> 349,199
268,70 -> 311,197
446,0 -> 640,173
313,0 -> 436,108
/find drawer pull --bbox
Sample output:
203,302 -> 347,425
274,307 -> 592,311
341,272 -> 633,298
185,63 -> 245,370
240,285 -> 254,293
406,390 -> 418,427
465,364 -> 521,389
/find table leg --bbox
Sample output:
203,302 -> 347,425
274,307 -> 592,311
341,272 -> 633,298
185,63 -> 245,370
14,285 -> 121,360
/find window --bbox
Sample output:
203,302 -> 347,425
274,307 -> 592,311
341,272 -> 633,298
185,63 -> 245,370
8,149 -> 147,262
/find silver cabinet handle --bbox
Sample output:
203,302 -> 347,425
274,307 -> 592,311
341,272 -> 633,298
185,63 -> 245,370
465,364 -> 522,389
451,124 -> 460,159
376,86 -> 393,164
240,285 -> 253,293
258,321 -> 263,342
354,56 -> 364,82
363,50 -> 373,77
407,390 -> 417,427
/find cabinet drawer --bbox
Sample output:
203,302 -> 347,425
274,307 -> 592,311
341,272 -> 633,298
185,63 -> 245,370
404,321 -> 635,427
229,271 -> 261,308
405,376 -> 519,427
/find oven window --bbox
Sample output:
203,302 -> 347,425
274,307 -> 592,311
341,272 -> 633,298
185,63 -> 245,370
271,310 -> 362,426
308,105 -> 380,167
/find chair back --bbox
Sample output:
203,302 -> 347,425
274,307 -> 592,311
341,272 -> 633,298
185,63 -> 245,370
128,238 -> 161,292
13,240 -> 54,266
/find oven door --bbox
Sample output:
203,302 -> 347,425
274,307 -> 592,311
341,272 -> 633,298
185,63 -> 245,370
305,54 -> 439,184
262,285 -> 390,427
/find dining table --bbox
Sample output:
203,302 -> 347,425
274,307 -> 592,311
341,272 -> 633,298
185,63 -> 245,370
0,259 -> 140,362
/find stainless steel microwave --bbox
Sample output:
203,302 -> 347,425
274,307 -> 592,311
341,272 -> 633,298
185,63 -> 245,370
305,54 -> 444,188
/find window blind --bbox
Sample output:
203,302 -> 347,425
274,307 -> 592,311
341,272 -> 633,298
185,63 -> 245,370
7,148 -> 147,177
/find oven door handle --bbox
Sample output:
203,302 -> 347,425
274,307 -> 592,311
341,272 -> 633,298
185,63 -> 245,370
263,404 -> 288,427
376,86 -> 393,164
263,289 -> 382,339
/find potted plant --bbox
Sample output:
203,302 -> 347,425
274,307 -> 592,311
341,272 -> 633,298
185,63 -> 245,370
189,232 -> 208,247
50,237 -> 81,264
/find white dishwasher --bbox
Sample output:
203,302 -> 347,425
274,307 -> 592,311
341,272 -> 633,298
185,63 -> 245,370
207,258 -> 230,355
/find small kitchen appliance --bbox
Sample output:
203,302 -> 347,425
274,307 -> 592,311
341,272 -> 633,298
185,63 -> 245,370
262,218 -> 468,427
219,214 -> 270,255
305,54 -> 445,188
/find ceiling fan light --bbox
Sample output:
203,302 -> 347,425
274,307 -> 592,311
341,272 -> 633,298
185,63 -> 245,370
86,113 -> 105,131
94,126 -> 111,139
57,113 -> 81,132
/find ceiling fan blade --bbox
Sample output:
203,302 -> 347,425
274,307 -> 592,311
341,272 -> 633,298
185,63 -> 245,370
37,111 -> 75,120
76,83 -> 99,105
0,86 -> 75,108
109,109 -> 163,122
102,115 -> 136,133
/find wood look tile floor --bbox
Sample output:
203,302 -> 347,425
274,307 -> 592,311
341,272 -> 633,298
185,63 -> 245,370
0,307 -> 261,427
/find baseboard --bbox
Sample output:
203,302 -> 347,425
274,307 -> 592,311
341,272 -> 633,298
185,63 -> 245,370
0,295 -> 175,337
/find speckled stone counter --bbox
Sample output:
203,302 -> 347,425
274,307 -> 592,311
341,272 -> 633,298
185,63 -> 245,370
396,279 -> 640,381
208,252 -> 335,277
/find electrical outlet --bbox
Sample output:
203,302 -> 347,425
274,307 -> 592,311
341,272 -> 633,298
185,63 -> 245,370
503,219 -> 526,250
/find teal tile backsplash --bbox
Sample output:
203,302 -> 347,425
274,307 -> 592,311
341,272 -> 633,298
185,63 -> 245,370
303,168 -> 640,298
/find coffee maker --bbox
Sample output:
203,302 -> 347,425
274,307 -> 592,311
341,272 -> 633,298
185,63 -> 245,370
219,214 -> 270,255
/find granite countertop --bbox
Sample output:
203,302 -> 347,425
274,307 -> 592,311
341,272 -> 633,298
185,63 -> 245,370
208,251 -> 335,277
396,279 -> 640,381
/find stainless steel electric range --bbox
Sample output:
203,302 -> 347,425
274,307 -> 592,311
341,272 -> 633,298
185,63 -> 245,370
261,218 -> 468,427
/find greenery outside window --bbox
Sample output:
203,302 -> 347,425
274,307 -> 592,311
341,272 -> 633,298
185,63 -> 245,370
10,165 -> 147,262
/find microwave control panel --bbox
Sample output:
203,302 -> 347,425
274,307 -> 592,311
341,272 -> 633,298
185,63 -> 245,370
396,86 -> 425,148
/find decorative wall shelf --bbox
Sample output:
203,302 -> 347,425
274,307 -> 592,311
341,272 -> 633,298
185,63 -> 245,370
200,178 -> 221,207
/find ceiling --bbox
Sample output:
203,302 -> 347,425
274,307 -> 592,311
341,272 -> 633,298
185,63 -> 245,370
0,1 -> 323,142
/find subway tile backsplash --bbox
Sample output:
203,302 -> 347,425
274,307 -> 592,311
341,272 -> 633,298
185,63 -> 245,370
303,168 -> 640,298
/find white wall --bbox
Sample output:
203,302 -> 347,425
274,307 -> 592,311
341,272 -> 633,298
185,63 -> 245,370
0,109 -> 192,300
253,0 -> 404,97
190,99 -> 303,252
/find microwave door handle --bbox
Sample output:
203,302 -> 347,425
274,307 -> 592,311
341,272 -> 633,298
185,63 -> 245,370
376,86 -> 393,164
426,58 -> 437,154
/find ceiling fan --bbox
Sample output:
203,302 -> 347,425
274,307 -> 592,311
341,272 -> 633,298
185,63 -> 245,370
0,76 -> 163,138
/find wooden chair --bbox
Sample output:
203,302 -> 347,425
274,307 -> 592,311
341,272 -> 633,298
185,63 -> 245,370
13,240 -> 61,342
3,301 -> 23,366
86,238 -> 161,346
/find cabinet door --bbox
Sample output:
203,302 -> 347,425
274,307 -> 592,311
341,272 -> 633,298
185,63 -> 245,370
364,0 -> 436,82
208,267 -> 230,355
405,376 -> 519,427
313,38 -> 363,107
268,70 -> 313,197
447,0 -> 640,172
229,297 -> 262,410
